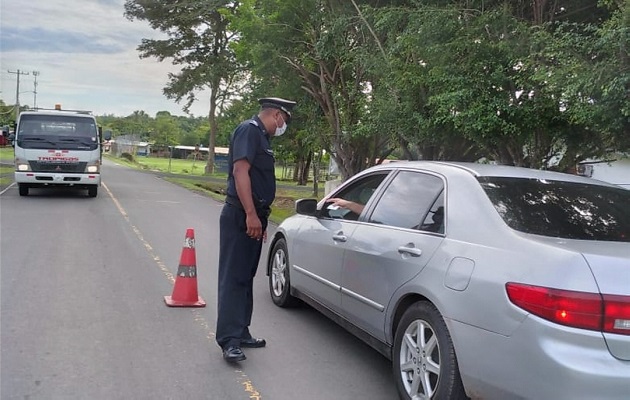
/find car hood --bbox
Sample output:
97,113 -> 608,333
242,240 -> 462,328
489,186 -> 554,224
520,234 -> 630,360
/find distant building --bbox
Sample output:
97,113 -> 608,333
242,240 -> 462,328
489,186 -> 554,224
578,154 -> 630,189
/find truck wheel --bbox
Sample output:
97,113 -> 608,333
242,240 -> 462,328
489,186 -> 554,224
88,186 -> 98,197
18,184 -> 29,196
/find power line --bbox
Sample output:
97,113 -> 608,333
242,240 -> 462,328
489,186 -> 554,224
7,69 -> 30,120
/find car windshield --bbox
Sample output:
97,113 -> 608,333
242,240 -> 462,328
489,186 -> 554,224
17,114 -> 98,150
478,177 -> 630,242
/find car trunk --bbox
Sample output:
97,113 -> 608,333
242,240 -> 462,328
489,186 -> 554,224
527,237 -> 630,360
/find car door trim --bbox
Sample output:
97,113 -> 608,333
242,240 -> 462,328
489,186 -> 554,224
341,287 -> 385,312
293,265 -> 341,291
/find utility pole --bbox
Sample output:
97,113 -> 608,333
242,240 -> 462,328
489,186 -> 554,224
8,69 -> 30,120
32,71 -> 40,109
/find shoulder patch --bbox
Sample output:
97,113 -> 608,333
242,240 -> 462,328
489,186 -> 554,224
248,120 -> 259,127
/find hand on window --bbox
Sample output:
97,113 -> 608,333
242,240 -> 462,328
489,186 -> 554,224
328,198 -> 365,215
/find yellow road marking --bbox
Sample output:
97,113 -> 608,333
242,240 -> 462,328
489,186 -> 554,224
103,182 -> 263,399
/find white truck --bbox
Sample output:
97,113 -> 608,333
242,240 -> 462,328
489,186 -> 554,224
13,106 -> 110,197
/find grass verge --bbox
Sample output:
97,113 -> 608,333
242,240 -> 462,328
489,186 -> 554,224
0,165 -> 13,188
0,147 -> 13,163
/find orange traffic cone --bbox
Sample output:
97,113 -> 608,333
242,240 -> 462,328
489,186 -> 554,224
164,228 -> 206,307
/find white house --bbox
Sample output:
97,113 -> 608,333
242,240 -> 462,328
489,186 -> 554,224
578,154 -> 630,189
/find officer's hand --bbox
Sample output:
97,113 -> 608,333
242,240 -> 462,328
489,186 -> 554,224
245,212 -> 263,240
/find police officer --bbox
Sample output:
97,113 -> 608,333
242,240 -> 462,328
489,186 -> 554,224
216,97 -> 296,363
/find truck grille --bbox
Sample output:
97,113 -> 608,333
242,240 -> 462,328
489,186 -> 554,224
29,161 -> 87,173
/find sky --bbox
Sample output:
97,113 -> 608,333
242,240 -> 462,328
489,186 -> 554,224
1,0 -> 210,118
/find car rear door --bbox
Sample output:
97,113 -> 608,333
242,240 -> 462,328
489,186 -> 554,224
340,170 -> 446,341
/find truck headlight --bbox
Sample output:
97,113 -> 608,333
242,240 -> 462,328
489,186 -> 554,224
17,163 -> 30,172
86,165 -> 99,173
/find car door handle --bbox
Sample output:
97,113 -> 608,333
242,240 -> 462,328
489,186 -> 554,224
398,245 -> 422,257
332,233 -> 347,242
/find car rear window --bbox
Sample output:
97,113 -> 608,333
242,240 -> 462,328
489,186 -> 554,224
478,177 -> 630,242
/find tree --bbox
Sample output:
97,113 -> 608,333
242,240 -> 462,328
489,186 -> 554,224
152,111 -> 181,146
0,99 -> 16,128
124,0 -> 245,174
236,0 -> 397,180
364,1 -> 628,169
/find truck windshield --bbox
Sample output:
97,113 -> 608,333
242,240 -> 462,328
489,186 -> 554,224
17,114 -> 98,151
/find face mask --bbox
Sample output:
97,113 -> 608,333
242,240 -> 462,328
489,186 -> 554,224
274,117 -> 287,137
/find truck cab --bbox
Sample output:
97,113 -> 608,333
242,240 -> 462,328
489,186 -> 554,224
13,107 -> 108,197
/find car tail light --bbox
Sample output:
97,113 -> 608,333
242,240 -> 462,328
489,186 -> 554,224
603,294 -> 630,335
506,283 -> 630,336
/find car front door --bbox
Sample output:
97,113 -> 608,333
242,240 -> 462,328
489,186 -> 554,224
340,170 -> 446,341
290,172 -> 390,313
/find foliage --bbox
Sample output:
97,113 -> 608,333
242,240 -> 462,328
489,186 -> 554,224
0,99 -> 17,128
83,0 -> 630,180
225,0 -> 628,177
124,0 -> 245,173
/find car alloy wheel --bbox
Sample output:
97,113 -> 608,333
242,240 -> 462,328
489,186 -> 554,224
268,238 -> 297,307
393,302 -> 466,400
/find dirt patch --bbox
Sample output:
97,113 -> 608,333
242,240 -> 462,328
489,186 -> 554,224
273,196 -> 296,209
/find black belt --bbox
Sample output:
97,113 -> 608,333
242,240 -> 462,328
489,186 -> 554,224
225,196 -> 271,218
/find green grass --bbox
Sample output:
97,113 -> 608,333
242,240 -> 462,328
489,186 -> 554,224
0,147 -> 13,163
0,164 -> 13,187
135,155 -> 222,177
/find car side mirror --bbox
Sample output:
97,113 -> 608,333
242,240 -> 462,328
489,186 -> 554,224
295,198 -> 318,216
103,130 -> 112,141
8,133 -> 15,147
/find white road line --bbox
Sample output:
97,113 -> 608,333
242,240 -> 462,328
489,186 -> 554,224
102,181 -> 264,398
0,182 -> 16,196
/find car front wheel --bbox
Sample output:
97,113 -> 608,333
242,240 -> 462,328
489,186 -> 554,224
393,301 -> 467,400
268,238 -> 298,308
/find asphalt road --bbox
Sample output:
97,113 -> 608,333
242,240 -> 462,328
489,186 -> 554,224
1,159 -> 397,400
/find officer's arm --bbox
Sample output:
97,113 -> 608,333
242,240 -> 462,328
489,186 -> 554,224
233,159 -> 257,216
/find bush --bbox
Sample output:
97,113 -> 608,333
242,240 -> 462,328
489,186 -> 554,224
121,152 -> 135,162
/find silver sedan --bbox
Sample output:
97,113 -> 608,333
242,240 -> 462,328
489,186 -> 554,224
266,161 -> 630,400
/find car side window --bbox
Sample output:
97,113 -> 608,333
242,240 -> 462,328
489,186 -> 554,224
368,171 -> 445,231
321,173 -> 388,220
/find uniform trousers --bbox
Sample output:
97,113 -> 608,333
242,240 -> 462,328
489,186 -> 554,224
216,203 -> 268,349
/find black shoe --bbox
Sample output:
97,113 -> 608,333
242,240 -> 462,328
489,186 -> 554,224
223,346 -> 246,363
240,337 -> 266,348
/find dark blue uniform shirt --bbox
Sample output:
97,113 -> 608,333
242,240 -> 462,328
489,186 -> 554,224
226,116 -> 276,209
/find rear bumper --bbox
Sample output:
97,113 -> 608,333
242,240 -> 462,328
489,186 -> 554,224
450,316 -> 630,399
15,172 -> 100,187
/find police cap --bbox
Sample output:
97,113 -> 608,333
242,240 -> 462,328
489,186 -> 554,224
258,97 -> 296,123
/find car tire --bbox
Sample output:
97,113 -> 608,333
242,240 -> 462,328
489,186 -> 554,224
18,184 -> 29,197
393,301 -> 467,400
88,186 -> 98,198
268,238 -> 298,308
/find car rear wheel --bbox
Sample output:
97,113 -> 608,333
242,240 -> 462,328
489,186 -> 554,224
18,184 -> 29,196
393,301 -> 467,400
268,238 -> 298,307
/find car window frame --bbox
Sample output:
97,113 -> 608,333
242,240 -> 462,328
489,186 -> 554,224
317,170 -> 394,221
362,168 -> 447,235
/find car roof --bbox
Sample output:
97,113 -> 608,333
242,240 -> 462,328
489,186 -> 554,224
366,160 -> 615,187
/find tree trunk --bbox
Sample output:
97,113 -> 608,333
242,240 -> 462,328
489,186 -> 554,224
205,81 -> 219,175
